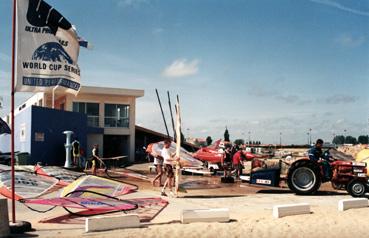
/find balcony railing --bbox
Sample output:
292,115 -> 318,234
87,116 -> 99,127
104,117 -> 129,128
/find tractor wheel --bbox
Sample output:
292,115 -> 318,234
347,180 -> 366,197
287,161 -> 321,195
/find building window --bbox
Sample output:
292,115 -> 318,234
104,104 -> 129,128
73,102 -> 99,127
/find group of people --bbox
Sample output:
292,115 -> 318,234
151,139 -> 180,197
221,144 -> 246,178
71,138 -> 101,175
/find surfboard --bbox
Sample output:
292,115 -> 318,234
182,168 -> 212,175
240,175 -> 250,181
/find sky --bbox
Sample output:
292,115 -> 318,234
0,0 -> 368,144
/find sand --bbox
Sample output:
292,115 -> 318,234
7,187 -> 369,238
4,162 -> 369,238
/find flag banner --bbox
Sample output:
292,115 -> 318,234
16,0 -> 81,95
0,118 -> 11,135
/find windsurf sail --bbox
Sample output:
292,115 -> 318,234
61,175 -> 137,198
34,165 -> 85,186
148,141 -> 203,168
0,169 -> 59,200
22,191 -> 138,216
39,197 -> 168,222
105,168 -> 150,181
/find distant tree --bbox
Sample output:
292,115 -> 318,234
206,136 -> 213,146
333,135 -> 345,145
234,139 -> 245,146
345,135 -> 357,145
358,135 -> 369,144
224,127 -> 230,142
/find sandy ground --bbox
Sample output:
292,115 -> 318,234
4,163 -> 369,238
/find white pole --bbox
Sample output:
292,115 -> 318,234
63,130 -> 74,168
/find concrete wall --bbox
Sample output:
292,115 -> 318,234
30,106 -> 88,165
63,94 -> 137,162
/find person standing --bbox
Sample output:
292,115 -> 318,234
161,139 -> 175,196
91,144 -> 100,175
232,148 -> 246,178
79,148 -> 86,169
221,145 -> 233,177
72,138 -> 80,166
152,154 -> 164,187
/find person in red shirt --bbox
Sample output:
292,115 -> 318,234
232,148 -> 246,178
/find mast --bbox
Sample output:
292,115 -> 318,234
11,0 -> 17,223
167,91 -> 176,140
155,89 -> 170,137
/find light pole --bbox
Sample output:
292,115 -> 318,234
279,132 -> 282,147
307,132 -> 310,145
344,129 -> 347,144
248,131 -> 251,145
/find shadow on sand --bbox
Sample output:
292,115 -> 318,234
257,189 -> 347,196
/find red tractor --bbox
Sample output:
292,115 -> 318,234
286,159 -> 368,197
247,155 -> 368,197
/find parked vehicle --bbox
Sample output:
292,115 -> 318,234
243,152 -> 368,197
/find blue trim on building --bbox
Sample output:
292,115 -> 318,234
30,106 -> 88,165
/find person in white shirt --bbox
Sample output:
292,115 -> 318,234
161,139 -> 175,196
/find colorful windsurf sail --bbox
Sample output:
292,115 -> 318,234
22,194 -> 138,216
148,141 -> 203,168
61,175 -> 137,198
105,168 -> 150,181
34,165 -> 85,186
38,197 -> 168,222
0,169 -> 59,200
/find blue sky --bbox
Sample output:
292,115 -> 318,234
0,0 -> 368,144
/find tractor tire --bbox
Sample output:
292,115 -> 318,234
287,161 -> 321,195
347,180 -> 366,197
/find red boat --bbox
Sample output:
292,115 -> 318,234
192,139 -> 259,164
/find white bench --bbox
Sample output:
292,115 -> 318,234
273,203 -> 311,218
85,214 -> 140,232
338,198 -> 368,211
181,208 -> 230,224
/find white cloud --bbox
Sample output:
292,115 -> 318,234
322,94 -> 358,104
162,59 -> 200,78
309,0 -> 369,17
336,34 -> 366,48
117,0 -> 148,8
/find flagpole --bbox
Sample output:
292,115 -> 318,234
11,0 -> 17,223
